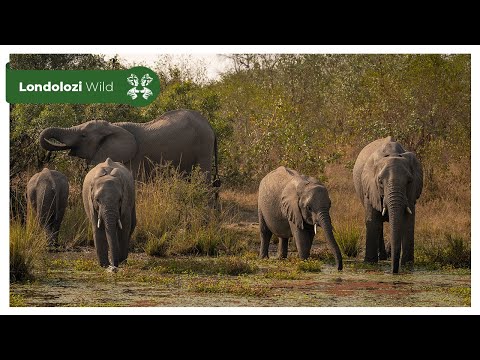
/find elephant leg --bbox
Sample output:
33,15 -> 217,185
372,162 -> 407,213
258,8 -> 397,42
259,211 -> 272,259
93,225 -> 109,267
378,225 -> 387,260
364,202 -> 383,263
290,224 -> 314,260
119,220 -> 131,264
278,237 -> 289,259
401,210 -> 415,267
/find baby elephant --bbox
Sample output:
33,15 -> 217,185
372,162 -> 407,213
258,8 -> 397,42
258,166 -> 343,270
27,168 -> 69,248
83,158 -> 136,270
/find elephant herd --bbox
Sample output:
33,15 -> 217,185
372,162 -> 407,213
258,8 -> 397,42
27,109 -> 423,274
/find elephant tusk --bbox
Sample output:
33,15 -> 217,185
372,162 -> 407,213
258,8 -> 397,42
97,217 -> 101,228
314,223 -> 317,235
118,219 -> 123,230
406,207 -> 413,215
382,207 -> 387,216
45,138 -> 67,147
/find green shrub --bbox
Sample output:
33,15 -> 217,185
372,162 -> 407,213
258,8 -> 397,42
144,232 -> 170,257
416,234 -> 470,268
10,215 -> 47,282
334,224 -> 362,258
297,259 -> 323,272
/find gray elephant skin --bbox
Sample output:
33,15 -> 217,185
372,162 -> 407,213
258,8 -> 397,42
258,166 -> 343,270
40,109 -> 218,182
353,136 -> 423,273
26,168 -> 69,247
82,158 -> 136,269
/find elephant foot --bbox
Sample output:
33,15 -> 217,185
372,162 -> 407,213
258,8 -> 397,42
379,253 -> 388,261
106,265 -> 119,273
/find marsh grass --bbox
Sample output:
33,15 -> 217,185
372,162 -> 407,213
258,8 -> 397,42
416,234 -> 471,268
297,259 -> 323,272
134,165 -> 248,256
334,223 -> 362,258
141,257 -> 257,276
10,212 -> 48,282
58,186 -> 91,248
187,279 -> 268,297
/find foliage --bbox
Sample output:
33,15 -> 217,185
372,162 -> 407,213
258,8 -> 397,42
10,214 -> 48,282
134,165 -> 247,256
416,234 -> 471,268
334,223 -> 362,258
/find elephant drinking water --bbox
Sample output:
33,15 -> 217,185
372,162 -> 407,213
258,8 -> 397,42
353,136 -> 423,273
257,166 -> 343,270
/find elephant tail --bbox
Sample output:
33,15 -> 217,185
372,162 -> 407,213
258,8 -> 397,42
212,135 -> 221,187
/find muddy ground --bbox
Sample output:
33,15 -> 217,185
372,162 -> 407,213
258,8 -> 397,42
10,248 -> 470,307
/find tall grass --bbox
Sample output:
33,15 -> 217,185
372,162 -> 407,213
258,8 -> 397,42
134,165 -> 247,256
334,223 -> 362,258
10,212 -> 47,282
57,185 -> 91,248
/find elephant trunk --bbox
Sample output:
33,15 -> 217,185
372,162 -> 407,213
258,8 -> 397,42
39,127 -> 71,151
101,207 -> 120,267
384,186 -> 407,273
318,212 -> 343,271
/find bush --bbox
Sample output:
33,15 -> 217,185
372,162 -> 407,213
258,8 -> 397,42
416,234 -> 470,268
144,232 -> 169,257
10,214 -> 47,282
134,165 -> 247,257
334,223 -> 362,258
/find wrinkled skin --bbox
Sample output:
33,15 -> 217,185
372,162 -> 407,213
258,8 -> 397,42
39,109 -> 218,183
257,166 -> 343,270
353,136 -> 423,273
82,158 -> 136,269
26,168 -> 69,248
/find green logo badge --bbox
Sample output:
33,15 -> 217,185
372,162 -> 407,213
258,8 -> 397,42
6,64 -> 160,107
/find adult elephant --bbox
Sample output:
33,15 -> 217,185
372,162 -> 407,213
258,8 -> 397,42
39,109 -> 218,182
353,136 -> 423,273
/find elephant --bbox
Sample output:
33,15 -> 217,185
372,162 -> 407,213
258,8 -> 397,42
353,136 -> 423,273
257,166 -> 343,270
82,158 -> 136,270
26,168 -> 69,248
39,109 -> 219,183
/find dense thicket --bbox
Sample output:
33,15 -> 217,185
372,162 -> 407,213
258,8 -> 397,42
10,53 -> 470,192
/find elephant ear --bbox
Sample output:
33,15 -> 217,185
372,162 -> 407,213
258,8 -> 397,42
402,152 -> 423,202
281,177 -> 307,229
91,124 -> 137,165
361,156 -> 382,212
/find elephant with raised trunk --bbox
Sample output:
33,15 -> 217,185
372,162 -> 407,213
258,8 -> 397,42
40,109 -> 219,183
258,166 -> 343,270
27,168 -> 69,248
353,136 -> 423,273
83,158 -> 136,270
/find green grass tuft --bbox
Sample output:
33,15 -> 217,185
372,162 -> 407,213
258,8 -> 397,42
334,223 -> 362,258
416,234 -> 470,268
10,293 -> 27,307
297,259 -> 323,272
10,214 -> 48,282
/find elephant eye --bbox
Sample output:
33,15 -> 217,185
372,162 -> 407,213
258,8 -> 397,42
81,134 -> 87,138
306,205 -> 312,211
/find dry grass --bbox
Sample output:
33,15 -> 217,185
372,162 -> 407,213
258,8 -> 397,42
10,212 -> 48,282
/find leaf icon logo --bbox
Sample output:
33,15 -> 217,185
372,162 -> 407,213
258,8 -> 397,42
127,73 -> 154,100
